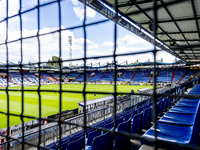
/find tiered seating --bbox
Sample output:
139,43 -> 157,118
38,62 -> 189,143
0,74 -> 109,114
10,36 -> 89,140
87,71 -> 98,81
45,98 -> 155,150
101,72 -> 113,81
154,68 -> 174,82
23,72 -> 38,83
9,72 -> 29,83
65,72 -> 81,79
132,70 -> 150,82
117,71 -> 136,81
41,73 -> 56,82
141,85 -> 200,149
181,70 -> 197,82
90,72 -> 105,82
76,72 -> 90,82
173,68 -> 188,83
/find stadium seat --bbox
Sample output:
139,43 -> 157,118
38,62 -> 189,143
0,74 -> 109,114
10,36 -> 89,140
157,101 -> 163,116
115,119 -> 131,150
162,98 -> 168,112
117,117 -> 124,126
67,136 -> 84,150
104,121 -> 114,130
141,88 -> 200,149
141,121 -> 200,149
62,139 -> 70,150
130,111 -> 143,134
87,130 -> 101,146
169,105 -> 198,115
86,132 -> 112,150
123,112 -> 132,122
158,112 -> 196,126
176,101 -> 199,107
73,132 -> 84,141
142,107 -> 151,128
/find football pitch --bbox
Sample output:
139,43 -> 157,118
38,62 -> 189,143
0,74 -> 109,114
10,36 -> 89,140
0,84 -> 153,129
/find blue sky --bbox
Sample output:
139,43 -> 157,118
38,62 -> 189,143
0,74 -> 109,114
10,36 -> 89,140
0,0 -> 177,66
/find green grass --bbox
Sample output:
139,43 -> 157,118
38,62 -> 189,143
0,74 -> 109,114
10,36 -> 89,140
0,84 -> 153,129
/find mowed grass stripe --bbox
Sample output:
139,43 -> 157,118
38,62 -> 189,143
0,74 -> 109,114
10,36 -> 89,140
0,84 -> 153,129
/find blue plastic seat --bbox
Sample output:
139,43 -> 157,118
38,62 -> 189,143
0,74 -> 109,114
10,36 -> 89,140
132,109 -> 137,117
115,119 -> 131,150
87,130 -> 101,146
142,107 -> 151,128
157,101 -> 162,116
86,129 -> 95,138
178,98 -> 200,103
67,136 -> 84,150
158,112 -> 196,126
130,111 -> 143,134
117,117 -> 124,126
176,101 -> 198,107
138,106 -> 143,113
141,102 -> 200,149
73,132 -> 84,141
162,98 -> 167,112
62,139 -> 70,150
123,112 -> 131,122
87,132 -> 112,150
104,121 -> 114,129
169,105 -> 197,115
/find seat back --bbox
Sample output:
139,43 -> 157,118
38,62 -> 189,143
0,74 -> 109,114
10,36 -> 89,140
190,102 -> 200,145
131,109 -> 137,118
67,136 -> 84,150
104,121 -> 114,129
91,132 -> 111,150
117,117 -> 124,126
86,129 -> 95,138
142,107 -> 151,128
130,111 -> 143,134
73,132 -> 83,141
123,112 -> 131,122
115,119 -> 131,149
87,130 -> 101,146
61,139 -> 70,150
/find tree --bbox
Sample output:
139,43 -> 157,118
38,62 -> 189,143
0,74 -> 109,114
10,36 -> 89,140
47,56 -> 63,68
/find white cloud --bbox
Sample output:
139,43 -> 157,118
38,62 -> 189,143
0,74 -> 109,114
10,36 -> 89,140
0,21 -> 102,65
88,44 -> 99,50
73,6 -> 96,21
103,41 -> 114,47
71,0 -> 79,6
75,38 -> 93,45
71,0 -> 96,21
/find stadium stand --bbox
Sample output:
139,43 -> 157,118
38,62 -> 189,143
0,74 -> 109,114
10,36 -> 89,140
141,85 -> 200,149
131,70 -> 150,82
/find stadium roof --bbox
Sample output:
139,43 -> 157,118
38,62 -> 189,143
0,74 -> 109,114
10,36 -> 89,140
62,60 -> 184,69
80,0 -> 200,63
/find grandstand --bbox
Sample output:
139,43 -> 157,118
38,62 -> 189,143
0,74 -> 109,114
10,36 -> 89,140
0,0 -> 200,150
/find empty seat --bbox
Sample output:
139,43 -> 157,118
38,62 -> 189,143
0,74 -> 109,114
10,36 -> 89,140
142,107 -> 151,128
67,136 -> 84,150
115,119 -> 131,150
86,132 -> 112,150
158,112 -> 196,126
130,111 -> 143,134
141,102 -> 200,149
104,121 -> 114,129
87,130 -> 101,146
169,105 -> 197,115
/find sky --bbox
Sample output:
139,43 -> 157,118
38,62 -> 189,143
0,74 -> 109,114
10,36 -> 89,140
0,0 -> 178,67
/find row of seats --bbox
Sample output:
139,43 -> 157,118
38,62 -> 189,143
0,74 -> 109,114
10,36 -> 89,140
45,98 -> 155,150
141,85 -> 200,149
